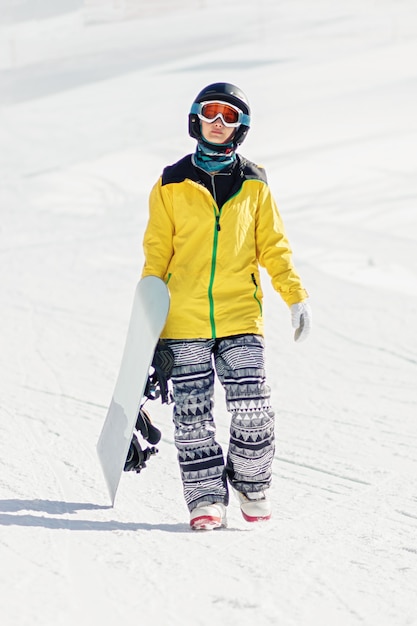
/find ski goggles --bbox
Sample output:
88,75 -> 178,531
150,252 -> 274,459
190,100 -> 250,128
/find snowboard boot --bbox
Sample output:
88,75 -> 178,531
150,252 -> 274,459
233,489 -> 271,522
190,502 -> 227,530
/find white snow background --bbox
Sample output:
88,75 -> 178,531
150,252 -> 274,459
1,1 -> 417,624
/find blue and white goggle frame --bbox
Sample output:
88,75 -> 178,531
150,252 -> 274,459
190,100 -> 251,128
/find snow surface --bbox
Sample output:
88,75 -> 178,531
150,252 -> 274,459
1,1 -> 417,624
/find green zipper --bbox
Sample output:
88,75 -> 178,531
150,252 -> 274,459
208,205 -> 221,338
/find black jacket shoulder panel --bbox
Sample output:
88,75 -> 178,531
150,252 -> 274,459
238,156 -> 268,184
161,154 -> 268,186
162,155 -> 198,186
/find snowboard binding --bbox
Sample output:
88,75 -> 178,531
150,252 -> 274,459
124,433 -> 158,473
124,408 -> 161,473
124,342 -> 174,474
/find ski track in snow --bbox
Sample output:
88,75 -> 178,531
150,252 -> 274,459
1,1 -> 417,625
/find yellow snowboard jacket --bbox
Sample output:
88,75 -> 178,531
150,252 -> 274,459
142,154 -> 308,339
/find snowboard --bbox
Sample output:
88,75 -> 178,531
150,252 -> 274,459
97,276 -> 170,505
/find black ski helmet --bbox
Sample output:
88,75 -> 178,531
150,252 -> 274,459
189,82 -> 251,151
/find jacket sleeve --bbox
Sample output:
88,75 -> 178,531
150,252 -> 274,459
141,177 -> 174,279
256,182 -> 308,306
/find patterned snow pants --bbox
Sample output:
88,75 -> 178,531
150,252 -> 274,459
162,334 -> 275,512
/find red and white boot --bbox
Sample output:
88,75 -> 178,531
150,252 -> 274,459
190,502 -> 227,530
234,490 -> 271,522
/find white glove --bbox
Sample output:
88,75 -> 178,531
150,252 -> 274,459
290,301 -> 312,343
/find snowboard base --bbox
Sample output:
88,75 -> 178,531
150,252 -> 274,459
97,276 -> 170,504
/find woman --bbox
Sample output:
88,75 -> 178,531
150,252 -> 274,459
142,82 -> 312,530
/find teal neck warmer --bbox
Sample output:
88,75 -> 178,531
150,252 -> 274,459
193,141 -> 237,173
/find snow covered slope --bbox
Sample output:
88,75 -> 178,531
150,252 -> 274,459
1,1 -> 416,625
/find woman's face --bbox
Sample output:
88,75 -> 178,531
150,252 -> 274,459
201,118 -> 235,145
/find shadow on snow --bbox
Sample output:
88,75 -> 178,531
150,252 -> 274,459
0,498 -> 191,533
